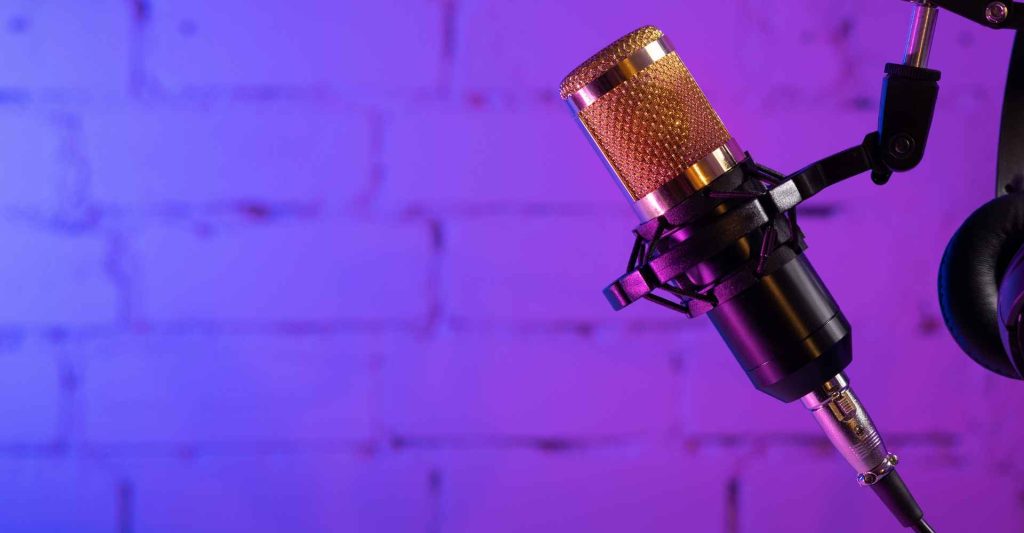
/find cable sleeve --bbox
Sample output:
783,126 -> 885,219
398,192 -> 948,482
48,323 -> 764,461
870,470 -> 929,529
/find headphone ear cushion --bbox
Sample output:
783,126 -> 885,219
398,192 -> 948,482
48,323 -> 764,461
938,193 -> 1024,379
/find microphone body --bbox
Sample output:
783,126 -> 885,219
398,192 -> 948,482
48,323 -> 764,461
561,27 -> 849,402
560,26 -> 930,530
709,254 -> 851,402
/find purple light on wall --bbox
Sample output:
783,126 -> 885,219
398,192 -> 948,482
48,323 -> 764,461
0,0 -> 1019,531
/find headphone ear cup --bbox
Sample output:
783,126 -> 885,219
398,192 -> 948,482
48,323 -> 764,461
938,193 -> 1024,379
997,244 -> 1024,376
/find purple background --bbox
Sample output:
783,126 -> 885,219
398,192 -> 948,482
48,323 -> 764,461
0,0 -> 1021,531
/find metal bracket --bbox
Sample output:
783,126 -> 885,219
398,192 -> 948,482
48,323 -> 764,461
931,0 -> 1024,29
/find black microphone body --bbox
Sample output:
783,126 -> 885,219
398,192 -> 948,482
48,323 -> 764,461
709,253 -> 852,402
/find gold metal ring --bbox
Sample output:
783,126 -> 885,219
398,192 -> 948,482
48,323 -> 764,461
567,37 -> 674,114
632,138 -> 746,220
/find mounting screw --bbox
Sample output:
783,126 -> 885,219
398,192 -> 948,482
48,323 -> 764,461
986,1 -> 1009,24
858,472 -> 878,485
889,134 -> 915,158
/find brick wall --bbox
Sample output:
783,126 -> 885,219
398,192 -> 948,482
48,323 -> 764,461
0,0 -> 1021,531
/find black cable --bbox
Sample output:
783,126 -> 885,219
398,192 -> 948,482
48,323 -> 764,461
869,470 -> 935,531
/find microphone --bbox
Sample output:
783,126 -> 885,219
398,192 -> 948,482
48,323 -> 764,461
560,26 -> 934,531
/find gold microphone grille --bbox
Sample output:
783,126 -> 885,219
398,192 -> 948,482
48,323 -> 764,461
560,26 -> 734,202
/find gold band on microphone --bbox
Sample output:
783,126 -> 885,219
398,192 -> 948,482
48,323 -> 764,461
567,37 -> 674,114
633,138 -> 745,220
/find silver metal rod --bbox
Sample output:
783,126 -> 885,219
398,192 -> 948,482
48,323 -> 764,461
904,2 -> 939,68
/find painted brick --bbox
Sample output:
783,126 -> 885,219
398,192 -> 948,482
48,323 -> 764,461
455,0 -> 745,103
933,18 -> 1016,104
730,1 -> 870,109
82,102 -> 373,209
130,219 -> 431,324
0,223 -> 118,326
0,1 -> 130,94
478,0 -> 1013,107
730,0 -> 1007,110
0,457 -> 117,531
381,104 -> 621,211
440,446 -> 730,533
379,331 -> 680,439
739,449 -> 1024,532
678,322 -> 814,436
974,373 -> 1024,471
454,0 -> 979,109
145,0 -> 443,94
724,107 -> 876,177
0,337 -> 62,444
78,333 -> 378,444
735,0 -> 1013,110
0,110 -> 72,210
112,452 -> 432,532
443,213 -> 689,325
932,102 -> 1007,218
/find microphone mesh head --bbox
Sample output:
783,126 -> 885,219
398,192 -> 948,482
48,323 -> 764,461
560,26 -> 733,200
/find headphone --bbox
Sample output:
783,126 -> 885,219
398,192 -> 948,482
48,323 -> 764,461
938,33 -> 1024,379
